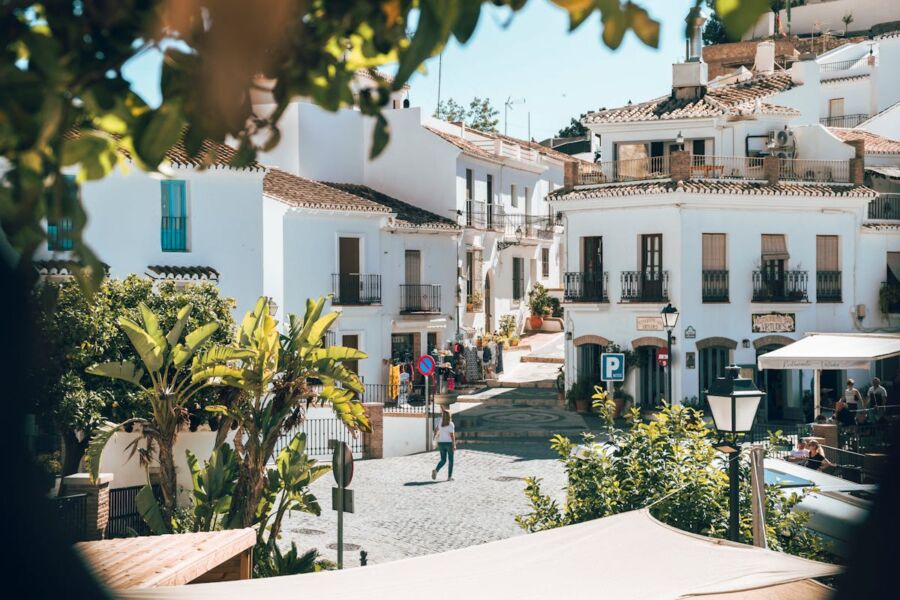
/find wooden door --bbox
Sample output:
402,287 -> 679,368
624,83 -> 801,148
339,237 -> 360,303
582,236 -> 603,300
641,234 -> 663,300
404,250 -> 421,310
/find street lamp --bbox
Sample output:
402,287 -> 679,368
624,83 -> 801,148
675,131 -> 685,149
497,225 -> 525,251
660,303 -> 679,403
707,365 -> 766,542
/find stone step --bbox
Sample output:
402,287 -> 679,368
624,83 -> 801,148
486,379 -> 557,389
456,428 -> 585,440
455,394 -> 560,407
520,355 -> 564,364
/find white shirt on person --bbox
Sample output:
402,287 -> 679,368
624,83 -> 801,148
436,422 -> 455,443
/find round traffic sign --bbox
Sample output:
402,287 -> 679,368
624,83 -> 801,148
416,354 -> 436,377
332,441 -> 354,487
657,352 -> 669,368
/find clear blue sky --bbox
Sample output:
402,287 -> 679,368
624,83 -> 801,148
123,0 -> 698,142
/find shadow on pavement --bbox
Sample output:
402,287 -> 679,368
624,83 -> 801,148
403,480 -> 443,487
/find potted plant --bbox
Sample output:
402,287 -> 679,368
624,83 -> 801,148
499,314 -> 517,337
527,283 -> 551,330
510,335 -> 520,347
476,336 -> 483,348
566,380 -> 593,413
612,384 -> 631,418
471,289 -> 483,312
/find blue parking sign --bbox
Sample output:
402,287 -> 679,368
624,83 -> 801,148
601,353 -> 625,382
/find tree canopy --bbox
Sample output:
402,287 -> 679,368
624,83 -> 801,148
0,1 -> 771,291
557,116 -> 588,138
434,96 -> 499,132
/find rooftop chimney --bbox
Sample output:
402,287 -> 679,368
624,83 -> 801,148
755,41 -> 775,74
672,11 -> 708,100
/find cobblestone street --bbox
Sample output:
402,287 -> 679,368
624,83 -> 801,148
281,442 -> 567,567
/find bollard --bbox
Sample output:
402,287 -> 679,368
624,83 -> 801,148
359,550 -> 368,567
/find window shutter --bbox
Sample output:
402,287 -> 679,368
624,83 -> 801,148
761,234 -> 789,261
816,236 -> 839,271
702,234 -> 726,270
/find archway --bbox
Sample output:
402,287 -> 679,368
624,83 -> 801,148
632,337 -> 667,409
695,337 -> 738,409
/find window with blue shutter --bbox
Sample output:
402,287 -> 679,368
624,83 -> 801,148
160,180 -> 188,252
47,175 -> 77,251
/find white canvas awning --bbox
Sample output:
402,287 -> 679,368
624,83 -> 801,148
117,510 -> 839,600
757,333 -> 900,370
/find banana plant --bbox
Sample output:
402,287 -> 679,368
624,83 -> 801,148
85,302 -> 249,518
207,296 -> 369,527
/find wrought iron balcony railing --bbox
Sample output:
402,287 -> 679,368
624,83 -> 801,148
816,271 -> 842,303
702,270 -> 729,303
563,272 -> 608,302
332,273 -> 381,305
399,284 -> 441,313
752,270 -> 808,302
620,270 -> 669,303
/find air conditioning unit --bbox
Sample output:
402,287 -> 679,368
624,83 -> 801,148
767,128 -> 795,158
775,129 -> 795,147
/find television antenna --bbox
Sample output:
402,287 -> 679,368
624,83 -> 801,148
504,96 -> 525,136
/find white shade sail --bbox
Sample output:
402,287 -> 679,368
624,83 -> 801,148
118,510 -> 839,600
757,333 -> 900,370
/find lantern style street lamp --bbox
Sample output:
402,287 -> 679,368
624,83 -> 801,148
660,304 -> 679,403
707,365 -> 766,542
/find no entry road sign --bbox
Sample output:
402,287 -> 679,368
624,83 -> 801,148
601,353 -> 625,382
417,354 -> 436,377
657,352 -> 669,368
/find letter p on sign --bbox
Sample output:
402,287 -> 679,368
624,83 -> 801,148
601,353 -> 625,382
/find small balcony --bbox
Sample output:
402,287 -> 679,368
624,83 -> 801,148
400,284 -> 441,314
702,270 -> 729,303
816,271 -> 842,303
752,271 -> 808,302
868,194 -> 900,220
503,213 -> 557,241
779,159 -> 850,183
465,200 -> 505,232
332,273 -> 381,305
819,114 -> 869,128
161,216 -> 188,252
620,271 -> 669,303
578,156 -> 670,185
564,272 -> 608,303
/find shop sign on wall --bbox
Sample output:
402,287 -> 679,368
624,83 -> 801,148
684,326 -> 696,339
636,316 -> 664,331
751,312 -> 795,333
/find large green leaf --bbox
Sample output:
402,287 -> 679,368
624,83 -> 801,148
139,302 -> 166,350
135,484 -> 170,534
85,420 -> 125,483
173,322 -> 220,367
85,361 -> 145,386
166,303 -> 193,347
118,317 -> 164,373
133,100 -> 185,169
191,364 -> 247,385
306,312 -> 339,348
193,345 -> 254,367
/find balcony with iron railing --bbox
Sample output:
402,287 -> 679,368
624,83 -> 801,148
503,213 -> 557,240
331,273 -> 381,305
620,270 -> 669,303
399,284 -> 441,314
752,270 -> 808,302
465,200 -> 505,231
867,194 -> 900,220
573,154 -> 858,187
563,272 -> 608,303
816,271 -> 842,303
702,270 -> 729,303
470,138 -> 541,164
820,114 -> 869,128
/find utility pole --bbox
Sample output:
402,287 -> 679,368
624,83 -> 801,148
436,52 -> 443,115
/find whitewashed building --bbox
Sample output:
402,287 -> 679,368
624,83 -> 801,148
554,38 -> 900,422
252,96 -> 579,339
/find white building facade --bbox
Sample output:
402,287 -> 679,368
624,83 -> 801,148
555,37 -> 900,422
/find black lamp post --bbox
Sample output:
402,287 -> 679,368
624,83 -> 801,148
660,303 -> 679,403
707,365 -> 766,542
497,226 -> 524,251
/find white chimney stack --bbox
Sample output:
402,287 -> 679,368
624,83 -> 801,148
755,41 -> 775,74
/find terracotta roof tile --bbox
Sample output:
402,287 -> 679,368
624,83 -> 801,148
424,126 -> 503,163
263,169 -> 391,213
146,265 -> 220,280
821,74 -> 870,85
320,183 -> 460,231
550,179 -> 876,201
584,72 -> 798,124
828,128 -> 900,155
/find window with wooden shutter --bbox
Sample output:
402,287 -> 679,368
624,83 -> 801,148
702,233 -> 726,270
816,236 -> 839,271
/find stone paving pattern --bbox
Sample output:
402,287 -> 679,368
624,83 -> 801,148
281,442 -> 567,567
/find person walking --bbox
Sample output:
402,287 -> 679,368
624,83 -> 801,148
432,410 -> 456,481
843,379 -> 863,418
867,377 -> 887,420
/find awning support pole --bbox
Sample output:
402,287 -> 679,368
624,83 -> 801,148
814,369 -> 821,419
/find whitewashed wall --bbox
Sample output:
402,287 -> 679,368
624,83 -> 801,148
383,415 -> 429,458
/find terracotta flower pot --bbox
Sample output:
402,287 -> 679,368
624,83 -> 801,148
528,315 -> 544,330
575,397 -> 591,413
613,397 -> 625,419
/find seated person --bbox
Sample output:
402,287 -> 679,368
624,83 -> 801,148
805,441 -> 834,471
787,440 -> 808,462
834,396 -> 855,427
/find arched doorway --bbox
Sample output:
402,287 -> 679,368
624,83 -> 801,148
632,337 -> 667,409
484,272 -> 493,333
696,337 -> 738,410
754,336 -> 795,422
